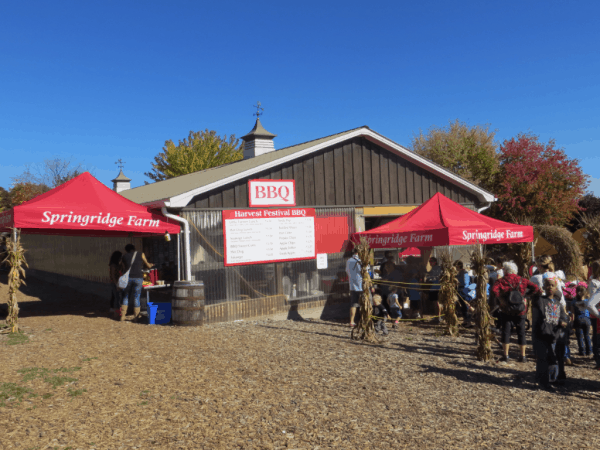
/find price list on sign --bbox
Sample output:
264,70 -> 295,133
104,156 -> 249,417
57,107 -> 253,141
223,208 -> 316,266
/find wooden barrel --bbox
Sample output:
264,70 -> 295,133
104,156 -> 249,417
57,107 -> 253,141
171,281 -> 205,326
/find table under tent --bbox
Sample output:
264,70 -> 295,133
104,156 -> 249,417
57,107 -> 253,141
0,172 -> 181,325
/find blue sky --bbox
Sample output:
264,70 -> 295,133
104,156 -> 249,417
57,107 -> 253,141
1,0 -> 599,194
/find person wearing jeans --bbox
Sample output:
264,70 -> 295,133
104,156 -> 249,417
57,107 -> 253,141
120,244 -> 154,322
346,248 -> 362,327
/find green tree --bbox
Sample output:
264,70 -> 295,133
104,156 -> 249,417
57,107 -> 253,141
410,119 -> 499,190
0,187 -> 8,212
145,129 -> 243,182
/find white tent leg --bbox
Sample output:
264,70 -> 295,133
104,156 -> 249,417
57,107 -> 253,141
177,233 -> 181,281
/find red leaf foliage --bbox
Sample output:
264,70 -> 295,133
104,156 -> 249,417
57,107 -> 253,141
494,133 -> 588,226
6,183 -> 51,209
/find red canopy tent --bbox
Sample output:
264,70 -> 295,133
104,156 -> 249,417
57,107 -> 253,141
0,172 -> 180,237
399,247 -> 421,258
353,193 -> 533,248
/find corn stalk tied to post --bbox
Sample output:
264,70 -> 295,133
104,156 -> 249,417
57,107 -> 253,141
471,244 -> 493,361
3,229 -> 27,334
351,237 -> 379,343
438,248 -> 459,337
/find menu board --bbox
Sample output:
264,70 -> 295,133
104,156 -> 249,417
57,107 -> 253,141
223,208 -> 316,266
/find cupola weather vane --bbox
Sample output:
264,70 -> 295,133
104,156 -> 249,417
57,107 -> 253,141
253,101 -> 264,119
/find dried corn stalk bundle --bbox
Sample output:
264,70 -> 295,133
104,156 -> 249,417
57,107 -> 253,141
579,213 -> 600,265
351,237 -> 378,343
3,229 -> 27,333
471,244 -> 493,361
438,248 -> 459,337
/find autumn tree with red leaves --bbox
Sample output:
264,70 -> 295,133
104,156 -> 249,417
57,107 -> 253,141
492,133 -> 588,226
3,183 -> 51,209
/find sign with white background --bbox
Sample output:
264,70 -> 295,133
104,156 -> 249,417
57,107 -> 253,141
223,208 -> 315,266
248,179 -> 296,207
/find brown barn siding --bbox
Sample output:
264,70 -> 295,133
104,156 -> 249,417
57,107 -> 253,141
191,137 -> 480,208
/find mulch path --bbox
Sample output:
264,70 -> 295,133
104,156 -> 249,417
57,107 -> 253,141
1,273 -> 600,449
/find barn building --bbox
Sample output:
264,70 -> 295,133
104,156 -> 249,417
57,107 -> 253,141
112,119 -> 496,323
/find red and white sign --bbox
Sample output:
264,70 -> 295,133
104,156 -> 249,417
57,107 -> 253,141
223,208 -> 315,266
248,179 -> 296,207
0,172 -> 180,237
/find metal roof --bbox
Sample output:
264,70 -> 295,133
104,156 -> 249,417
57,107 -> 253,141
111,170 -> 131,182
121,126 -> 364,206
241,118 -> 277,141
121,125 -> 496,207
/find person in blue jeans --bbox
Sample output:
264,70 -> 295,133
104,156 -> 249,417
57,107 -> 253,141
571,284 -> 593,356
120,244 -> 154,322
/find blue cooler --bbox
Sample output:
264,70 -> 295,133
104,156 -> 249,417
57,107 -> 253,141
154,303 -> 172,325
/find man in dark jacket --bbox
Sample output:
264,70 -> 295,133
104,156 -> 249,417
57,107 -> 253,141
532,276 -> 569,390
491,261 -> 540,363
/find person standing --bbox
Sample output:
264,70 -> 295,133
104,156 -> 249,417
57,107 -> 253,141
346,248 -> 363,327
425,257 -> 442,323
108,251 -> 123,318
568,283 -> 592,357
120,244 -> 154,322
532,276 -> 569,390
492,261 -> 541,362
454,260 -> 474,325
587,261 -> 600,369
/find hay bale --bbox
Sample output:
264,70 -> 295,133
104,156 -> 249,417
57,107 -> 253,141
535,224 -> 585,279
579,214 -> 600,265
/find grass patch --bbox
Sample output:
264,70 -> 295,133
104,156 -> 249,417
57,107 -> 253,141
0,382 -> 33,407
67,387 -> 87,397
19,367 -> 50,382
81,357 -> 98,362
42,393 -> 53,399
43,328 -> 52,332
45,376 -> 78,389
54,367 -> 81,373
138,401 -> 148,406
18,366 -> 81,388
7,331 -> 29,345
140,390 -> 150,397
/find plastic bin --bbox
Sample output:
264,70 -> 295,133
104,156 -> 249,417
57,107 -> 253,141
147,301 -> 159,325
154,303 -> 172,325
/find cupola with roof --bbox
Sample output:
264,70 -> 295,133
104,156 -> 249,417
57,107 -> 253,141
112,169 -> 131,193
241,117 -> 277,159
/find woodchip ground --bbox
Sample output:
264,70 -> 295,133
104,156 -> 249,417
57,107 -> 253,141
1,274 -> 600,449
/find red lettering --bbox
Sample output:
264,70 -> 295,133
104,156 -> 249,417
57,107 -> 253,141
267,186 -> 277,198
278,186 -> 290,201
255,186 -> 266,198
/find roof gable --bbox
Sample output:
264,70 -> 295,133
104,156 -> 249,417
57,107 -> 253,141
121,126 -> 495,207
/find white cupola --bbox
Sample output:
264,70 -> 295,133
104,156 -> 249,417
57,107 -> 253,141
241,117 -> 277,159
112,169 -> 131,193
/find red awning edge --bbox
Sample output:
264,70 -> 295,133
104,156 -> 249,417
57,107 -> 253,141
353,193 -> 533,248
0,172 -> 180,236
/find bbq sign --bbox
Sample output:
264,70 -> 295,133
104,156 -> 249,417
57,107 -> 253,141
248,179 -> 296,207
